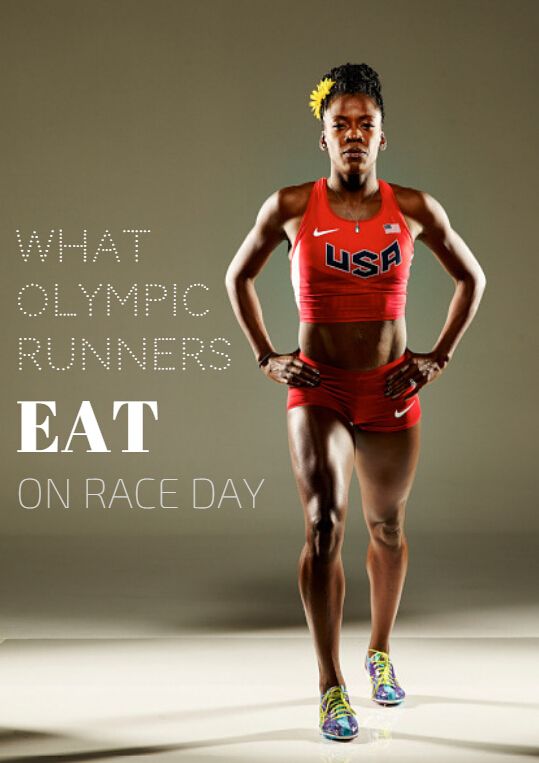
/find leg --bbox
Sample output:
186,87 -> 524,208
353,421 -> 421,654
287,405 -> 355,695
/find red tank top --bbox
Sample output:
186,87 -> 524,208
289,177 -> 415,322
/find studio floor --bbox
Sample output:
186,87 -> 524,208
0,635 -> 537,762
0,533 -> 537,760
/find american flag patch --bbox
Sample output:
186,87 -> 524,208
384,223 -> 401,233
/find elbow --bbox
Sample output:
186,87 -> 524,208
225,268 -> 252,294
475,271 -> 487,295
461,272 -> 487,310
475,262 -> 487,291
224,267 -> 239,295
460,270 -> 486,293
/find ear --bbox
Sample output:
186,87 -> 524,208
319,131 -> 327,151
380,132 -> 387,151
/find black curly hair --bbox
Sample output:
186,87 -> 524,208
318,62 -> 385,124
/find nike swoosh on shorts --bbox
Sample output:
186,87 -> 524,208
394,399 -> 416,418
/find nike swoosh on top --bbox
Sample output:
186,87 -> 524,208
313,227 -> 339,237
394,399 -> 416,418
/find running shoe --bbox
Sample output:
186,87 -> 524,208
319,684 -> 359,741
365,649 -> 405,705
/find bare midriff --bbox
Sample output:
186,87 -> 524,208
299,316 -> 407,371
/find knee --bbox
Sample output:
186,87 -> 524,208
306,506 -> 345,562
370,514 -> 405,549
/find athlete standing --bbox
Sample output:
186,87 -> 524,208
225,62 -> 486,742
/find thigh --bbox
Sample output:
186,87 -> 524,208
287,405 -> 356,528
353,421 -> 421,525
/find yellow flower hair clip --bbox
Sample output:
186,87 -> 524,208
309,77 -> 336,120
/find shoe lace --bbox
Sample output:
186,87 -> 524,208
320,686 -> 357,723
369,650 -> 397,689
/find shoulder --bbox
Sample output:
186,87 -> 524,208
387,182 -> 452,241
256,180 -> 317,229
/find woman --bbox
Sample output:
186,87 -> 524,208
225,62 -> 486,742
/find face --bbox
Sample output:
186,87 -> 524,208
320,93 -> 385,173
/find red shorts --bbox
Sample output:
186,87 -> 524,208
287,350 -> 421,431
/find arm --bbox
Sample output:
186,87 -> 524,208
225,187 -> 320,388
416,191 -> 487,365
225,188 -> 287,364
385,190 -> 487,400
